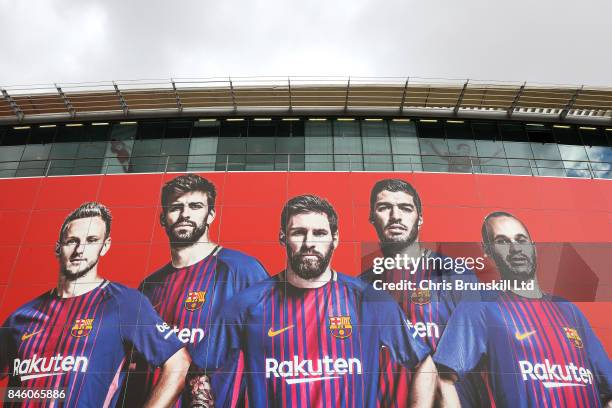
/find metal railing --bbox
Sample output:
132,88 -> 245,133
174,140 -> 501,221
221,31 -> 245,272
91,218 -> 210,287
0,153 -> 609,179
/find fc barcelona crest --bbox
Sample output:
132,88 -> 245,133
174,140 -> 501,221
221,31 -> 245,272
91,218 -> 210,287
329,316 -> 352,339
184,291 -> 206,311
563,327 -> 583,349
71,318 -> 94,338
410,288 -> 431,305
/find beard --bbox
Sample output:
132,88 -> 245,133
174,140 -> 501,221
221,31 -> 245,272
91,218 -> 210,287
377,216 -> 419,254
286,244 -> 334,281
165,218 -> 208,247
60,257 -> 99,282
493,250 -> 537,282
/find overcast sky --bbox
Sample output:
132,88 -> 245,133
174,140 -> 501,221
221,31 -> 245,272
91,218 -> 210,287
1,0 -> 611,87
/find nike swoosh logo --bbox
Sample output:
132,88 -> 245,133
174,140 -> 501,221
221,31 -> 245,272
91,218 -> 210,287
268,325 -> 294,337
515,330 -> 536,341
21,329 -> 43,341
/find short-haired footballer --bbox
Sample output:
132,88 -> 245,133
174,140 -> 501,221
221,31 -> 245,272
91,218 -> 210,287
0,202 -> 190,407
435,212 -> 612,407
190,195 -> 436,407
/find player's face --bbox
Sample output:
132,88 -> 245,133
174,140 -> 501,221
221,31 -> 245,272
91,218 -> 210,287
486,216 -> 536,280
162,191 -> 215,246
57,217 -> 110,281
372,190 -> 422,246
283,212 -> 338,280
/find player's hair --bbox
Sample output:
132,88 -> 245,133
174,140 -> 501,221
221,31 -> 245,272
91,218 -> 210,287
161,174 -> 216,210
280,195 -> 338,235
59,202 -> 112,242
369,178 -> 422,220
481,211 -> 532,247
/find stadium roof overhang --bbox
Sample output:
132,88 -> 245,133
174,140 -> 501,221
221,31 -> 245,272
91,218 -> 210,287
1,76 -> 611,126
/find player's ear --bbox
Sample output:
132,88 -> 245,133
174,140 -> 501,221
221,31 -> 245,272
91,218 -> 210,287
418,214 -> 423,228
332,231 -> 339,249
279,230 -> 286,246
55,241 -> 61,257
100,237 -> 111,256
159,211 -> 167,227
206,208 -> 216,225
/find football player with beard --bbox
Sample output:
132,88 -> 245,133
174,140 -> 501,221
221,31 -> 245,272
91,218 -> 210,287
0,202 -> 190,407
435,212 -> 612,407
124,174 -> 268,407
189,194 -> 436,407
359,179 -> 487,407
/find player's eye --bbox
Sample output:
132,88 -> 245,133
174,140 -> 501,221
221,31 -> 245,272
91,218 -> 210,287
399,205 -> 412,212
87,237 -> 99,243
169,205 -> 183,212
313,230 -> 329,237
494,238 -> 510,245
189,203 -> 205,210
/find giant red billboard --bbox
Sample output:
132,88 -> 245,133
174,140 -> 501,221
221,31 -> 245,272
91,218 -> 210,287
0,172 -> 610,407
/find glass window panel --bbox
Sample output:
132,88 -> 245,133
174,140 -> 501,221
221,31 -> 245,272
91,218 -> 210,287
130,139 -> 163,173
188,137 -> 218,171
21,144 -> 51,161
216,137 -> 246,170
165,121 -> 192,139
390,121 -> 420,170
3,128 -> 29,146
0,145 -> 24,164
161,138 -> 190,172
445,122 -> 472,139
585,146 -> 612,163
56,125 -> 87,143
249,121 -> 277,138
29,127 -> 56,144
221,121 -> 248,138
278,120 -> 304,138
277,137 -> 304,171
192,120 -> 220,138
136,122 -> 165,140
472,122 -> 498,140
553,126 -> 580,145
530,143 -> 561,160
580,128 -> 607,147
86,124 -> 110,141
334,135 -> 362,171
246,137 -> 275,170
476,139 -> 509,174
305,121 -> 333,170
563,161 -> 591,178
50,143 -> 79,159
417,120 -> 444,138
558,145 -> 588,161
507,158 -> 533,175
362,121 -> 390,170
104,124 -> 136,174
503,141 -> 533,159
500,123 -> 527,142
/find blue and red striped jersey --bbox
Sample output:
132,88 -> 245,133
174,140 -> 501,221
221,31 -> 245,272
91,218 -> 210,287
0,280 -> 184,408
129,246 -> 268,406
434,291 -> 612,407
360,251 -> 488,407
190,270 -> 430,408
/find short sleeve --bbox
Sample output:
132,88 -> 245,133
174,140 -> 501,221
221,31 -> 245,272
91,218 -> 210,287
433,301 -> 488,379
118,290 -> 184,368
574,308 -> 612,399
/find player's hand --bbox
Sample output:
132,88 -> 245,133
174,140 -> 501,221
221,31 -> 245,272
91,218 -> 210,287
188,374 -> 214,408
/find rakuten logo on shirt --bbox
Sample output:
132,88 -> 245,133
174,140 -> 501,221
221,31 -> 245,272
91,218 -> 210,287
265,355 -> 362,384
13,354 -> 89,381
519,360 -> 594,389
156,322 -> 204,344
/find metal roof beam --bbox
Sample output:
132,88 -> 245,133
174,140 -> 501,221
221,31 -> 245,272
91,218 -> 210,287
560,85 -> 583,120
113,81 -> 129,115
1,88 -> 24,121
344,77 -> 351,113
507,82 -> 526,118
399,77 -> 409,114
453,79 -> 469,115
229,77 -> 237,112
55,84 -> 76,118
288,77 -> 293,113
171,79 -> 183,113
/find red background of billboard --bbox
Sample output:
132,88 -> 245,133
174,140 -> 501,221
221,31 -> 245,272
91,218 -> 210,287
0,172 -> 611,355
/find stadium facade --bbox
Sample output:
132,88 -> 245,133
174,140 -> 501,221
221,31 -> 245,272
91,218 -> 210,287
0,77 -> 610,407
